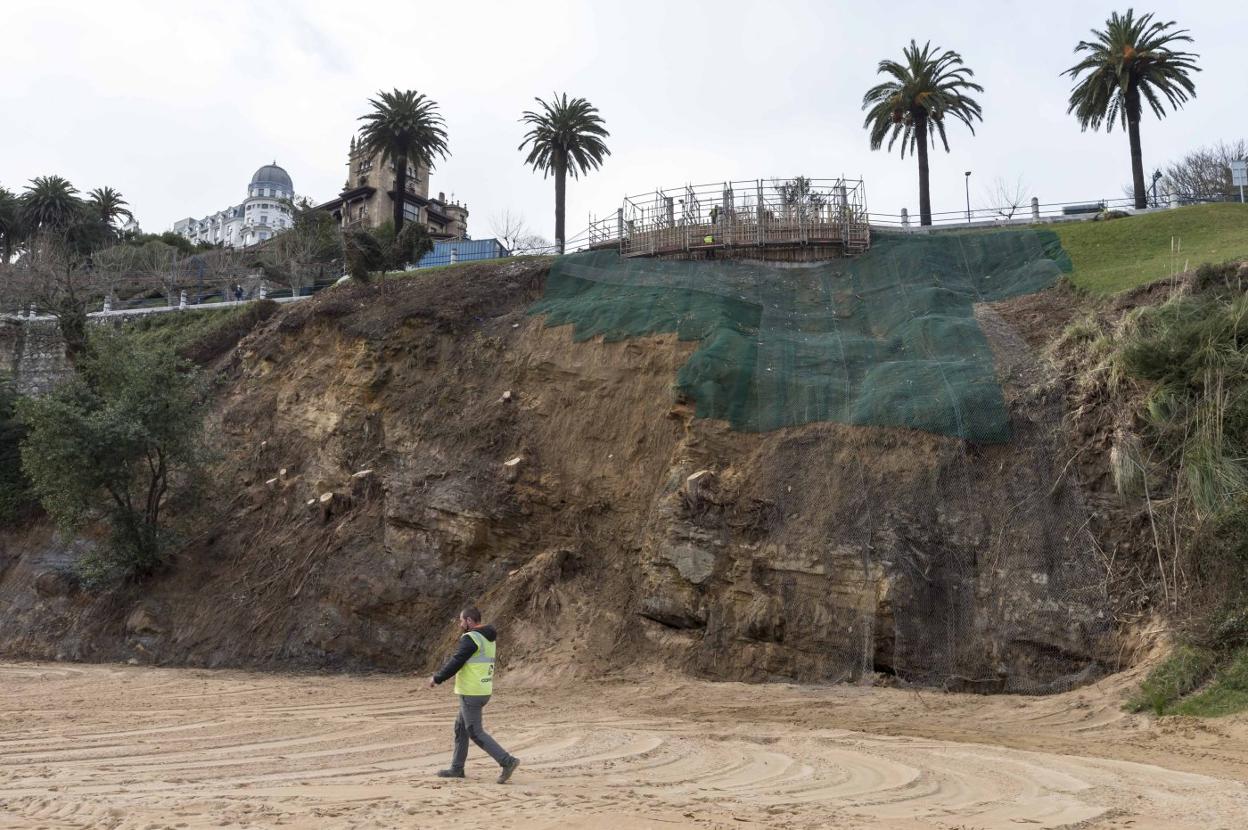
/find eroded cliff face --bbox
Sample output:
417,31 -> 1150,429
0,260 -> 1114,690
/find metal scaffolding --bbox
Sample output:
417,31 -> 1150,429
588,177 -> 870,259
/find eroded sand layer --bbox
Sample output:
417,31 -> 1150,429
1,663 -> 1246,829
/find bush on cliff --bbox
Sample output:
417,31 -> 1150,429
0,377 -> 38,527
1113,261 -> 1248,714
17,334 -> 207,586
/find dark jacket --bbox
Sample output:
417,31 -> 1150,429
433,624 -> 497,686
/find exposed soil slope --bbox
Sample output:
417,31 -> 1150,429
0,257 -> 1118,689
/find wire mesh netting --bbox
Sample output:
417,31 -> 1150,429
531,228 -> 1071,443
529,228 -> 1115,692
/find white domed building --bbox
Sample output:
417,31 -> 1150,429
173,162 -> 298,248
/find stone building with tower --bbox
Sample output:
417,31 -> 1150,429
173,163 -> 298,248
315,135 -> 468,239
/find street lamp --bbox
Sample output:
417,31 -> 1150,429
964,171 -> 972,223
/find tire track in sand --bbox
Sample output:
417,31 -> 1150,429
0,662 -> 1246,829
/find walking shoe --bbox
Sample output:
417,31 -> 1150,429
497,757 -> 520,784
436,768 -> 465,778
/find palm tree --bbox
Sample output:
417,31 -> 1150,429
21,175 -> 83,232
87,186 -> 133,230
862,40 -> 983,226
519,93 -> 610,254
0,186 -> 21,262
357,89 -> 449,233
1064,10 -> 1199,210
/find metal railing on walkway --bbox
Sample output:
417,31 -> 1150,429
868,191 -> 1243,231
588,177 -> 870,258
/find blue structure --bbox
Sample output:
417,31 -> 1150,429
415,238 -> 510,268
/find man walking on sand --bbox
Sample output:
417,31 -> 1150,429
428,606 -> 521,783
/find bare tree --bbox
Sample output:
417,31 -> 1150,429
491,210 -> 533,253
0,232 -> 108,362
1160,139 -> 1247,201
257,200 -> 341,296
982,176 -> 1031,220
512,231 -> 552,255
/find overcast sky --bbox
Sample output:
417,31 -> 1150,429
2,0 -> 1244,243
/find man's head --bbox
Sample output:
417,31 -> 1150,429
458,606 -> 482,631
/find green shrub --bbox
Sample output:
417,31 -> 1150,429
0,377 -> 38,526
123,300 -> 278,364
177,299 -> 278,364
1117,279 -> 1248,716
1173,648 -> 1248,717
18,333 -> 206,587
1126,645 -> 1218,715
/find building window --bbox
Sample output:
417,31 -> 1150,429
402,202 -> 420,223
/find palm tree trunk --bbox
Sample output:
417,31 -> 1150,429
915,116 -> 932,226
554,153 -> 567,255
393,157 -> 408,233
1127,89 -> 1147,210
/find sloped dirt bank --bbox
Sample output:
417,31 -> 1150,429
0,258 -> 1118,690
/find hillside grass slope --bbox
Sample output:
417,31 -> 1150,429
1057,203 -> 1248,294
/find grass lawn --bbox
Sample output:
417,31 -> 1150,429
1173,649 -> 1248,717
114,301 -> 279,364
1055,203 -> 1248,294
381,254 -> 555,280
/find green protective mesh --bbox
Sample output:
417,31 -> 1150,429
529,229 -> 1072,443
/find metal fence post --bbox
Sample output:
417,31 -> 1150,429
756,179 -> 764,245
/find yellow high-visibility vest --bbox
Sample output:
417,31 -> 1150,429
453,630 -> 496,696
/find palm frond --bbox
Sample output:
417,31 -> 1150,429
518,92 -> 611,179
860,38 -> 983,157
1064,9 -> 1200,132
357,88 -> 450,171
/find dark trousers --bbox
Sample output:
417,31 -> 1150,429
451,694 -> 513,770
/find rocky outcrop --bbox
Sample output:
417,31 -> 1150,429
0,260 -> 1115,691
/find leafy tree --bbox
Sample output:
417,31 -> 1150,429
775,176 -> 828,217
0,377 -> 37,527
21,175 -> 83,233
86,186 -> 133,231
357,89 -> 450,233
257,200 -> 342,295
18,334 -> 206,586
1064,9 -> 1200,210
862,40 -> 983,226
342,220 -> 433,284
156,231 -> 196,256
0,186 -> 22,263
519,93 -> 611,254
2,177 -> 115,354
